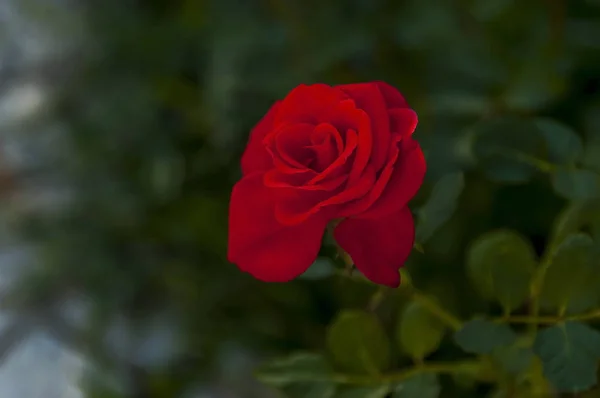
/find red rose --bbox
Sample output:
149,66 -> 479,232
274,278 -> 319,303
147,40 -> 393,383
227,82 -> 426,287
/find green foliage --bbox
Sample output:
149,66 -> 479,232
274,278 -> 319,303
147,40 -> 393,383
454,319 -> 517,355
300,258 -> 337,280
415,172 -> 465,244
466,230 -> 537,313
255,353 -> 337,398
397,301 -> 446,362
334,385 -> 391,398
491,342 -> 534,376
539,233 -> 600,314
470,117 -> 548,183
551,167 -> 600,200
393,374 -> 440,398
534,118 -> 584,164
550,199 -> 600,245
534,321 -> 600,393
326,310 -> 390,374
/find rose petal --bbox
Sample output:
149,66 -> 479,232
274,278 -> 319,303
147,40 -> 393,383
320,165 -> 376,206
338,83 -> 390,171
274,165 -> 376,226
264,168 -> 316,188
265,169 -> 347,191
389,108 -> 418,137
276,84 -> 347,125
269,123 -> 314,170
311,123 -> 343,153
334,207 -> 415,287
347,110 -> 373,186
308,129 -> 358,185
228,173 -> 327,282
309,123 -> 342,171
274,188 -> 332,226
339,137 -> 401,217
374,81 -> 408,108
357,138 -> 426,220
241,102 -> 281,175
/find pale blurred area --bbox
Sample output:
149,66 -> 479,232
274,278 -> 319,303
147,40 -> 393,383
0,0 -> 87,396
0,0 -> 276,396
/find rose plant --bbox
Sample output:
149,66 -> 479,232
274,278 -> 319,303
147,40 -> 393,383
227,82 -> 600,398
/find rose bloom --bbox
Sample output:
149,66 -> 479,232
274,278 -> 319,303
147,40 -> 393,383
227,82 -> 426,287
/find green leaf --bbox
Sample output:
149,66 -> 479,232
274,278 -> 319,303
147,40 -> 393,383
550,199 -> 600,245
502,55 -> 565,112
454,319 -> 517,354
583,143 -> 600,173
539,233 -> 600,313
429,92 -> 493,116
334,385 -> 391,398
582,104 -> 600,172
491,343 -> 534,375
533,118 -> 583,164
551,167 -> 600,200
397,301 -> 446,362
416,172 -> 465,243
283,382 -> 337,398
583,103 -> 600,144
392,374 -> 440,398
326,310 -> 391,374
466,229 -> 537,312
300,258 -> 336,280
255,352 -> 337,398
450,359 -> 496,388
471,117 -> 548,184
533,321 -> 600,393
486,387 -> 537,398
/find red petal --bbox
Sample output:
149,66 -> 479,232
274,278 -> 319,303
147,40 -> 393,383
269,123 -> 314,170
373,81 -> 408,108
275,165 -> 376,226
389,108 -> 418,137
308,129 -> 358,185
339,139 -> 400,217
264,168 -> 316,188
334,207 -> 415,287
357,138 -> 426,220
309,123 -> 342,172
338,83 -> 390,171
347,111 -> 373,186
311,123 -> 343,154
241,102 -> 280,175
228,173 -> 327,282
320,165 -> 376,206
264,169 -> 346,191
276,84 -> 347,125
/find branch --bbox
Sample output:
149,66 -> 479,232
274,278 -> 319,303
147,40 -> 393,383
336,267 -> 463,331
497,309 -> 600,325
257,359 -> 485,385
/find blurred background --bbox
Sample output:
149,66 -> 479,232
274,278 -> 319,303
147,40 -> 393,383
0,0 -> 599,397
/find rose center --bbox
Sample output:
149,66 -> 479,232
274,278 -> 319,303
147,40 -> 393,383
302,123 -> 344,172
